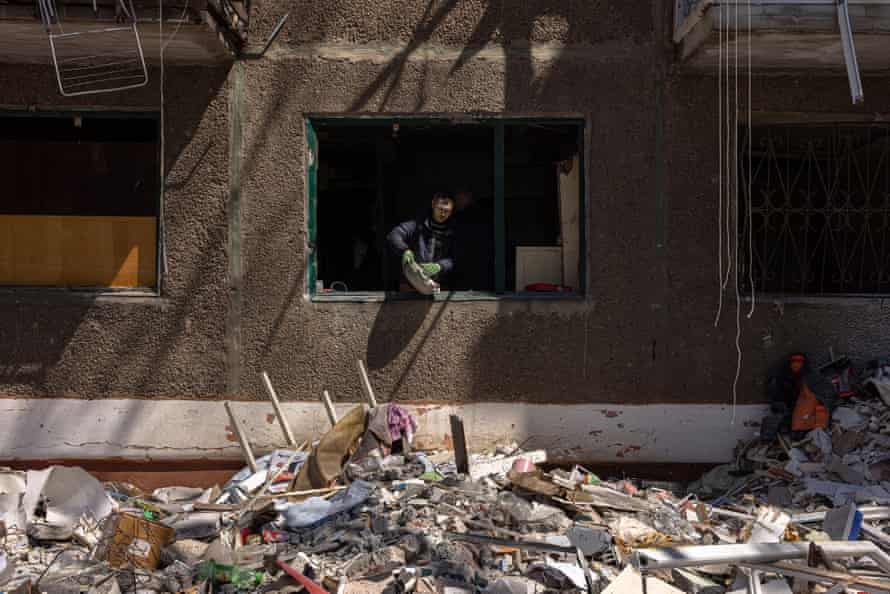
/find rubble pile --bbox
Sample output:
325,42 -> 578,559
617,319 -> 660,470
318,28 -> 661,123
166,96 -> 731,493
3,359 -> 890,593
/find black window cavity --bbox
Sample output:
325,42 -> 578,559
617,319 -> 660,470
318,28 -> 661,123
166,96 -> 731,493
0,112 -> 160,288
741,124 -> 890,296
308,118 -> 585,298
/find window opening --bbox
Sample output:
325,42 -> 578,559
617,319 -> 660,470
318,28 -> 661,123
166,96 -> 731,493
741,124 -> 890,295
311,118 -> 584,298
0,112 -> 160,289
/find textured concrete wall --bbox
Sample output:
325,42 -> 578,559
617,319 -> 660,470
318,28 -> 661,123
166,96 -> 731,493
0,1 -> 889,418
0,64 -> 233,398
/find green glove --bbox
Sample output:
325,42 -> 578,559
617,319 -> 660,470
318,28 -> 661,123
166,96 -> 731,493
420,262 -> 441,278
402,250 -> 415,266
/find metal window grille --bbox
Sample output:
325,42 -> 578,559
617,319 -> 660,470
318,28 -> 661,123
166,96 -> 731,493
740,124 -> 890,295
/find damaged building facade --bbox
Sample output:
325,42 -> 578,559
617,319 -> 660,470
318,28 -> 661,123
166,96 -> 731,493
0,0 -> 889,468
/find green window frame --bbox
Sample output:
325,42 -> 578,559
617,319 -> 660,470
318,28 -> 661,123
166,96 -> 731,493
306,115 -> 586,302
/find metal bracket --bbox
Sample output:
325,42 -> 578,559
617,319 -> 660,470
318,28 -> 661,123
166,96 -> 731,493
204,0 -> 288,61
239,12 -> 288,59
837,0 -> 864,104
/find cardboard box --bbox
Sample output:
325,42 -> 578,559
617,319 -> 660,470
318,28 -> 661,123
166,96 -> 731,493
95,513 -> 175,570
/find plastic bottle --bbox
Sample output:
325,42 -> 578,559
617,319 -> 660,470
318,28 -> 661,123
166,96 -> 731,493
197,560 -> 264,589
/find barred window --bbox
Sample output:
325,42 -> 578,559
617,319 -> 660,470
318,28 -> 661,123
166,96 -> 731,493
741,124 -> 890,295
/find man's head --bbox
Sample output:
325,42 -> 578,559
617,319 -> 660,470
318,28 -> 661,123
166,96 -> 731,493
455,187 -> 474,211
431,192 -> 454,223
790,353 -> 806,376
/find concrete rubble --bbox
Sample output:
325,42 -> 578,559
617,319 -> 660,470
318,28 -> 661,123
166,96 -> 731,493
4,392 -> 890,593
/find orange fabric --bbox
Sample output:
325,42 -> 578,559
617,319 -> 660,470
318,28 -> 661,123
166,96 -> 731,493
792,383 -> 829,431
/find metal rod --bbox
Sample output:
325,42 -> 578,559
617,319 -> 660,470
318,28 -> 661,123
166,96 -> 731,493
715,0 -> 890,5
224,401 -> 258,473
820,540 -> 890,574
357,360 -> 378,409
321,390 -> 338,427
633,541 -> 890,572
748,570 -> 763,594
261,371 -> 297,446
861,522 -> 890,549
837,0 -> 865,104
446,532 -> 576,555
738,562 -> 890,594
792,506 -> 890,524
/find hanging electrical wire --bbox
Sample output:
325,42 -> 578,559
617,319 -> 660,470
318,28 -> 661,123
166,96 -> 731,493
714,0 -> 725,328
712,0 -> 755,422
722,1 -> 732,295
746,0 -> 756,318
729,0 -> 742,424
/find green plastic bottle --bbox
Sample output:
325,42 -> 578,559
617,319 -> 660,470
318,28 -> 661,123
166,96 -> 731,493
198,560 -> 264,589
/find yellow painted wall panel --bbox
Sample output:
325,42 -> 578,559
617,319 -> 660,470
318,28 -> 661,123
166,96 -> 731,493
0,215 -> 156,287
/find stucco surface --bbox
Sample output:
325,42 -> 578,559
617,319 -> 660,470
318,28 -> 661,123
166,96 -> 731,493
0,2 -> 888,409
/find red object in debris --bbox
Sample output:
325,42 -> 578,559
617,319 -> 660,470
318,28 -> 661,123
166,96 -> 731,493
263,529 -> 289,543
616,480 -> 639,496
276,560 -> 329,594
511,458 -> 536,474
524,283 -> 572,292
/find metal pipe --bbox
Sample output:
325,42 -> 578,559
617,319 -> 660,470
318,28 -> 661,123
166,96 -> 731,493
261,371 -> 297,447
792,506 -> 890,524
821,540 -> 890,573
861,522 -> 890,548
738,562 -> 890,594
633,543 -> 805,570
633,541 -> 890,572
715,0 -> 890,5
837,0 -> 865,104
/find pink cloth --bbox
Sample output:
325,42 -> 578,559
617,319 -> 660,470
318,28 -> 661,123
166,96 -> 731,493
387,404 -> 417,444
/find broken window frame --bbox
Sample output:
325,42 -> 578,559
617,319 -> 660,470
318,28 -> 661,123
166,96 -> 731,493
0,108 -> 163,295
305,115 -> 587,302
739,119 -> 890,299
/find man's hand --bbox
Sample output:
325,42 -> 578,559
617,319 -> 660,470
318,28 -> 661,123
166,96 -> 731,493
420,262 -> 441,278
401,250 -> 415,266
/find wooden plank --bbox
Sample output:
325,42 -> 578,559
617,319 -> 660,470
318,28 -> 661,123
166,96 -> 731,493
0,214 -> 156,287
557,154 -> 580,290
223,401 -> 257,473
261,371 -> 297,447
450,415 -> 470,475
357,360 -> 378,409
321,390 -> 338,427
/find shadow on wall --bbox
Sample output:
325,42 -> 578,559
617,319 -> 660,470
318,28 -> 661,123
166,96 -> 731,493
366,299 -> 433,371
341,0 -> 651,113
366,293 -> 452,401
0,63 -> 232,464
247,1 -> 656,397
0,64 -> 231,400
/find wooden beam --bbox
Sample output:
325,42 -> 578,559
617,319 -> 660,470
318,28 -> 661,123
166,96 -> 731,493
450,415 -> 470,475
321,390 -> 338,427
357,360 -> 378,409
223,401 -> 257,473
261,371 -> 297,447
